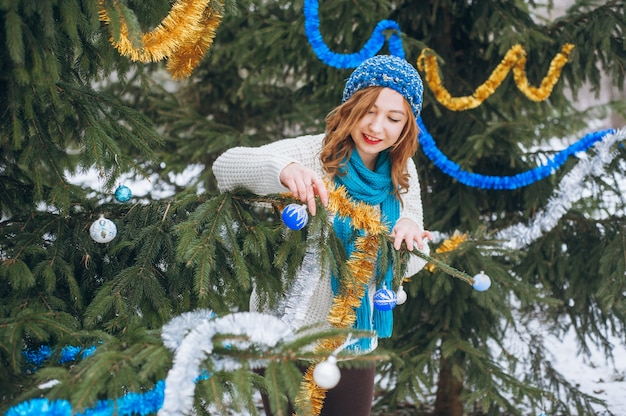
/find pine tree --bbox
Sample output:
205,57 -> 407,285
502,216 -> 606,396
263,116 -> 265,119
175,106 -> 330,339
1,1 -> 625,415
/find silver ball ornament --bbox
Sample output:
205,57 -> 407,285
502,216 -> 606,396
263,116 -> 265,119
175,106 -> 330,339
396,285 -> 407,305
89,215 -> 117,244
472,271 -> 491,292
313,356 -> 341,389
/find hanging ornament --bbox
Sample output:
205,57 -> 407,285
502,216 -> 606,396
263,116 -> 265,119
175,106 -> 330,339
313,355 -> 341,389
281,203 -> 309,230
472,271 -> 491,292
114,185 -> 132,202
89,215 -> 117,244
396,285 -> 407,305
373,286 -> 397,311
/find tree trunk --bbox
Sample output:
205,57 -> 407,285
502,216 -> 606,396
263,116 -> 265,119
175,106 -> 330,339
433,356 -> 464,416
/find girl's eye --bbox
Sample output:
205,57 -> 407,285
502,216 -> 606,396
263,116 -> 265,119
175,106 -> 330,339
389,117 -> 400,123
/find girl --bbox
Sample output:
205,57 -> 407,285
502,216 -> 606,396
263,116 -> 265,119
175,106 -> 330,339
213,54 -> 431,415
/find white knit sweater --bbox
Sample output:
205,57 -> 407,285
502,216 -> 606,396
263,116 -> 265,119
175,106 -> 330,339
212,133 -> 429,347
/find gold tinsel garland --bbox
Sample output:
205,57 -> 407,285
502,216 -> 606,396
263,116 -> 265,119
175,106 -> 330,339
417,44 -> 575,111
98,0 -> 224,79
424,231 -> 468,273
295,184 -> 390,416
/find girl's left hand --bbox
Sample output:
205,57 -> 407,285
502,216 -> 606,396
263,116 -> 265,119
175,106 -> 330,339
390,218 -> 433,251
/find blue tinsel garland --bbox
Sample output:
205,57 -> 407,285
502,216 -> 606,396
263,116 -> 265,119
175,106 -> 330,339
13,344 -> 214,416
417,118 -> 616,190
23,345 -> 96,367
11,346 -> 161,416
303,0 -> 405,66
6,382 -> 165,416
303,0 -> 617,190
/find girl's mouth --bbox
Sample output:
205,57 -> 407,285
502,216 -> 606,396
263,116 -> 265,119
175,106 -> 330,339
362,134 -> 381,145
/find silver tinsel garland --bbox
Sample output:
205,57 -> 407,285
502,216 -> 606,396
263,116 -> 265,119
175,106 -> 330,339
159,311 -> 294,416
495,128 -> 626,250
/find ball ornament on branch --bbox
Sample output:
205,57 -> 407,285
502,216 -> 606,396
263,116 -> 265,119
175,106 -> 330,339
89,215 -> 117,244
313,355 -> 341,389
395,285 -> 407,305
472,271 -> 491,292
114,185 -> 132,202
373,286 -> 397,311
281,203 -> 309,230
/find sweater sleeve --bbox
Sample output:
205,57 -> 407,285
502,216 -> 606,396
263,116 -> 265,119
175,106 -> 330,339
212,134 -> 325,195
399,157 -> 430,276
398,157 -> 424,228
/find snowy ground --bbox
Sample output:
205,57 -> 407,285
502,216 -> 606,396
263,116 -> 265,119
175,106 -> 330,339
377,325 -> 626,416
545,329 -> 626,415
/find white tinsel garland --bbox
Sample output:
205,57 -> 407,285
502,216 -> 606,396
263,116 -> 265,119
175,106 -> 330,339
161,309 -> 216,352
159,311 -> 294,416
495,128 -> 626,250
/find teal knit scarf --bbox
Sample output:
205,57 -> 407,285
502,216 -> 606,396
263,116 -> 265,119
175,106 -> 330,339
332,149 -> 399,351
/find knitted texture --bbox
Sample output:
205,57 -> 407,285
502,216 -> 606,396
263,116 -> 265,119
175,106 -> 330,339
342,55 -> 424,119
333,150 -> 399,349
213,134 -> 325,195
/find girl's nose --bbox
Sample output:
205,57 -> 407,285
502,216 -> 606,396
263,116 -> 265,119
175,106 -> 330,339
368,114 -> 384,133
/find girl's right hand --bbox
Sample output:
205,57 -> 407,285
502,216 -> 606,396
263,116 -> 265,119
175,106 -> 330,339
279,163 -> 328,215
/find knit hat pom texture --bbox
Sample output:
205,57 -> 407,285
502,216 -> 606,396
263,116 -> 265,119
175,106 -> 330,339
342,55 -> 423,119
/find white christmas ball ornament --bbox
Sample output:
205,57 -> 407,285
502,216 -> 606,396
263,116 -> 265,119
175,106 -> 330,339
472,271 -> 491,292
313,356 -> 341,389
396,285 -> 407,305
90,215 -> 117,243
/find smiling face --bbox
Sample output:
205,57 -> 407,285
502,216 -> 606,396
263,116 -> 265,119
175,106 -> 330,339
349,88 -> 409,170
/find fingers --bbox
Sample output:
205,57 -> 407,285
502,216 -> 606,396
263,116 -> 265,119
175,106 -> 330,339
311,176 -> 329,207
304,183 -> 317,216
407,231 -> 431,251
391,229 -> 432,251
391,227 -> 410,250
393,234 -> 404,251
284,180 -> 315,215
393,234 -> 417,251
280,163 -> 328,216
291,181 -> 317,215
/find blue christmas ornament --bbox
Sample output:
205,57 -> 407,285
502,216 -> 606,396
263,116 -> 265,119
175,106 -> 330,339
114,185 -> 132,202
281,204 -> 309,230
472,271 -> 491,292
373,287 -> 397,311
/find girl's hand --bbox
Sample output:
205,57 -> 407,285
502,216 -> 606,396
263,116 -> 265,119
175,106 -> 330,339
391,218 -> 433,251
279,163 -> 328,215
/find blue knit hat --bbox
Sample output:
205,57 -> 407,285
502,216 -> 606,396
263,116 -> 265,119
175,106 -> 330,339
342,55 -> 423,119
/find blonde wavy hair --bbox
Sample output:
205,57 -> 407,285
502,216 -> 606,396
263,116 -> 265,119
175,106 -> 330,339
320,86 -> 419,199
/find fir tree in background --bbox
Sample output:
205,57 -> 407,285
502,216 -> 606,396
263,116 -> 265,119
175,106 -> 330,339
1,0 -> 625,415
